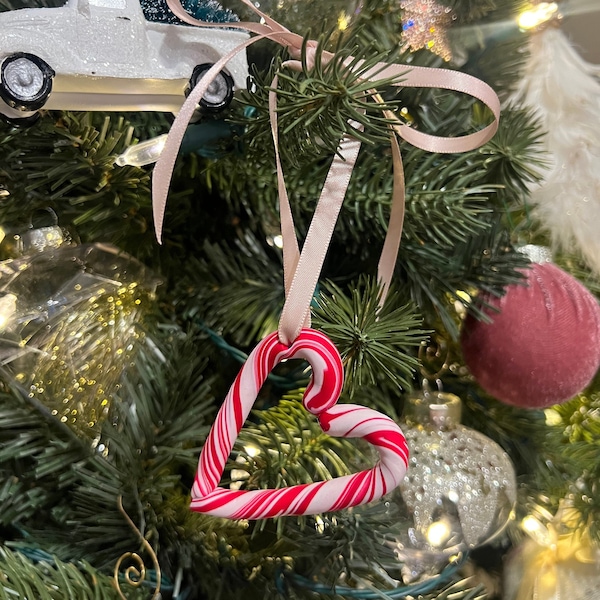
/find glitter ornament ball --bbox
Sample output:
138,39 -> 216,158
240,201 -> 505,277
394,391 -> 516,559
460,262 -> 600,409
280,389 -> 516,587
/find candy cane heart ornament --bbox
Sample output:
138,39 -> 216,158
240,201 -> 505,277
191,328 -> 409,520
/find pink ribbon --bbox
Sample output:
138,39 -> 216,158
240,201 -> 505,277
153,0 -> 501,346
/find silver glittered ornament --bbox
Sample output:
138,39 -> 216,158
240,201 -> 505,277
279,389 -> 516,591
379,388 -> 517,577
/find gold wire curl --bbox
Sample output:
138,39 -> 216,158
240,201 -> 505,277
418,335 -> 451,381
113,496 -> 161,600
114,552 -> 146,589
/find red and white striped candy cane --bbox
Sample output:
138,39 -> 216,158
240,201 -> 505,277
191,328 -> 409,520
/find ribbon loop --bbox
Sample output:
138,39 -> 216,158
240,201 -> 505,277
153,0 -> 502,345
275,118 -> 363,345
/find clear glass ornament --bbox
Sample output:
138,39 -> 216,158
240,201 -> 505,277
378,388 -> 517,578
0,216 -> 159,439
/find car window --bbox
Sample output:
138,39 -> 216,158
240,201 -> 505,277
139,0 -> 239,24
140,0 -> 183,23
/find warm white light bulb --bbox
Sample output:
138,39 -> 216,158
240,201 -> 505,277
115,134 -> 169,167
314,515 -> 325,534
244,443 -> 261,458
518,2 -> 559,30
544,408 -> 563,426
0,294 -> 17,331
337,11 -> 350,31
522,515 -> 555,547
425,520 -> 452,547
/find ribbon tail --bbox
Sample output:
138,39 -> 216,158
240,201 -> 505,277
269,76 -> 300,294
278,123 -> 363,345
152,61 -> 225,244
377,131 -> 405,308
152,34 -> 269,243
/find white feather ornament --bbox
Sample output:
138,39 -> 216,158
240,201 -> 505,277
514,22 -> 600,273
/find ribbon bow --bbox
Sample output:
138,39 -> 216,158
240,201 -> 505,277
513,507 -> 599,600
153,0 -> 501,346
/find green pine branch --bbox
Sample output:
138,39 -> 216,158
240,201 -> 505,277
47,327 -> 217,566
0,387 -> 89,526
0,545 -> 146,600
0,112 -> 154,258
400,222 -> 528,338
312,277 -> 427,398
237,41 -> 409,171
176,235 -> 284,347
542,386 -> 600,543
229,395 -> 367,494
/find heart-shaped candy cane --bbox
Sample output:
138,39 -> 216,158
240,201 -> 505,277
191,328 -> 409,519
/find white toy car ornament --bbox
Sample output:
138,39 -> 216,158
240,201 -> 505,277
0,0 -> 249,123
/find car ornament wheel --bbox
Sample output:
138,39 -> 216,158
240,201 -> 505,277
0,111 -> 40,127
0,53 -> 54,111
189,64 -> 234,111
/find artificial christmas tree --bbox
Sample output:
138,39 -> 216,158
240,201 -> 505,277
0,0 -> 600,599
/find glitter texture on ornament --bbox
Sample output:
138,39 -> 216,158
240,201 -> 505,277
378,389 -> 516,577
400,0 -> 455,61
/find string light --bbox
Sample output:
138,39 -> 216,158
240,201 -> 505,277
522,515 -> 556,547
244,443 -> 261,458
518,2 -> 560,31
544,408 -> 563,426
425,519 -> 452,547
314,515 -> 326,534
337,11 -> 350,31
115,134 -> 168,167
0,294 -> 16,331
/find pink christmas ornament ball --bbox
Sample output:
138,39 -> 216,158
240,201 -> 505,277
460,262 -> 600,409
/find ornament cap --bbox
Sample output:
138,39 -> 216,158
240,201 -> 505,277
517,244 -> 553,264
405,389 -> 462,430
6,209 -> 72,258
18,224 -> 65,254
